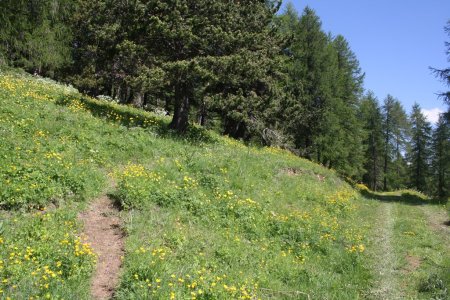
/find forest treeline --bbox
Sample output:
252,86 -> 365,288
0,0 -> 449,196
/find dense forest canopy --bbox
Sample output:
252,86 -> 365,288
0,0 -> 448,196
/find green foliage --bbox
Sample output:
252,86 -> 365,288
276,7 -> 365,178
360,190 -> 449,299
431,20 -> 450,120
420,273 -> 449,300
360,92 -> 384,190
431,115 -> 450,197
0,0 -> 73,75
69,0 -> 285,135
408,103 -> 433,192
0,74 -> 105,209
0,209 -> 96,299
115,164 -> 181,209
392,203 -> 449,299
0,0 -> 446,191
114,161 -> 369,299
382,95 -> 410,191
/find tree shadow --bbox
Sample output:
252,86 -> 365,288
106,192 -> 124,211
360,189 -> 448,206
56,95 -> 218,145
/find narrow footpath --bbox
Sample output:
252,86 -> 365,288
78,195 -> 124,300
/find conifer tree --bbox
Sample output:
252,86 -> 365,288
431,21 -> 450,121
279,7 -> 331,157
382,95 -> 395,190
431,114 -> 450,197
389,101 -> 410,189
360,92 -> 384,190
277,7 -> 365,177
381,95 -> 409,190
69,0 -> 120,95
70,0 -> 283,134
320,35 -> 365,177
140,0 -> 283,133
0,0 -> 74,76
408,103 -> 432,192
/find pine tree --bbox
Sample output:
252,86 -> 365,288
408,103 -> 433,192
431,114 -> 450,197
69,0 -> 120,95
139,0 -> 283,133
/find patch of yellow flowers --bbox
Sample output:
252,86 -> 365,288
0,212 -> 96,298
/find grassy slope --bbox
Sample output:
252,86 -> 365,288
0,72 -> 448,299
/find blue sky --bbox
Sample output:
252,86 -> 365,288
281,0 -> 449,123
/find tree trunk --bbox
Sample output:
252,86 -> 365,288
198,103 -> 207,126
115,85 -> 122,102
165,98 -> 171,115
169,86 -> 189,132
132,91 -> 144,108
125,86 -> 132,104
304,133 -> 313,160
111,85 -> 116,99
383,131 -> 389,191
143,93 -> 149,108
198,113 -> 206,126
224,119 -> 245,139
383,114 -> 390,191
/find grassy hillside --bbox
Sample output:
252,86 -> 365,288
0,72 -> 448,299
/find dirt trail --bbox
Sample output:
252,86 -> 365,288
369,202 -> 401,299
78,195 -> 124,300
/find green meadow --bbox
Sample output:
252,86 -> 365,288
0,72 -> 448,299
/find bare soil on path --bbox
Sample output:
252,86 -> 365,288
78,195 -> 124,300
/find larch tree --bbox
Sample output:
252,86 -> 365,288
431,114 -> 450,197
276,7 -> 365,177
382,95 -> 396,190
360,92 -> 384,190
389,101 -> 410,189
431,20 -> 450,121
381,95 -> 409,190
279,7 -> 333,158
408,103 -> 432,192
320,34 -> 365,177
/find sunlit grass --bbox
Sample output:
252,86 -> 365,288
1,71 -> 446,299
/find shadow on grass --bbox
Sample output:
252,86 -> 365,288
56,95 -> 218,145
360,189 -> 448,206
106,192 -> 124,211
